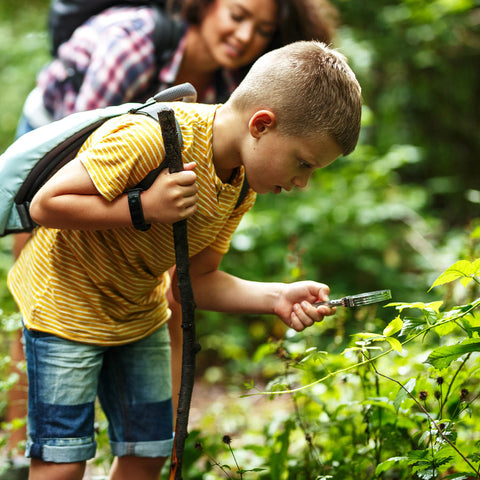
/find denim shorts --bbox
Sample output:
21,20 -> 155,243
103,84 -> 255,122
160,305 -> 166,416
23,325 -> 174,463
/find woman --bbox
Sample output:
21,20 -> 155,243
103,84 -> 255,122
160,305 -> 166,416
17,0 -> 337,132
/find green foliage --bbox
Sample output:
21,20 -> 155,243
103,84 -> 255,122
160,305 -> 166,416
332,0 -> 480,225
0,238 -> 17,314
0,0 -> 50,150
168,230 -> 480,479
1,0 -> 480,478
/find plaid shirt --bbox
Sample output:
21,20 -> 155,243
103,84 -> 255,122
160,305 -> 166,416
38,6 -> 239,120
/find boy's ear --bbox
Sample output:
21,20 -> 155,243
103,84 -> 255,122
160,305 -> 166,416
249,110 -> 276,138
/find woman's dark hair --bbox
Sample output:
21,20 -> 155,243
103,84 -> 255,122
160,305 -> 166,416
180,0 -> 338,46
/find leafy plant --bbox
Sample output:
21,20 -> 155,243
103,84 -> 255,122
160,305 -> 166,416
230,230 -> 480,479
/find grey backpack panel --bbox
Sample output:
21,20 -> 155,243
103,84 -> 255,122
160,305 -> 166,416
0,83 -> 196,236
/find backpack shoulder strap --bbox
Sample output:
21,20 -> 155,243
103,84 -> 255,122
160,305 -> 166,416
127,83 -> 197,190
2,84 -> 196,236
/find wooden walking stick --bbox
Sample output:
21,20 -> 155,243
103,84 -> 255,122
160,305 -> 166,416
157,107 -> 200,480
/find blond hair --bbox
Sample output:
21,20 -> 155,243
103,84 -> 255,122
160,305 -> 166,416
229,41 -> 362,155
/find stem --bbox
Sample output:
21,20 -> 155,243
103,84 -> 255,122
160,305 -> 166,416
370,362 -> 480,477
442,353 -> 470,418
429,414 -> 436,478
292,392 -> 322,467
286,358 -> 322,470
227,444 -> 242,479
248,299 -> 480,396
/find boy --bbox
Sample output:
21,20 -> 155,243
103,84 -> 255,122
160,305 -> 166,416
8,40 -> 362,479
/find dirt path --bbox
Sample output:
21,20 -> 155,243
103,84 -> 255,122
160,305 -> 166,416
80,380 -> 293,479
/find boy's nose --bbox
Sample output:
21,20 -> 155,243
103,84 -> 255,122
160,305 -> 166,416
292,174 -> 310,189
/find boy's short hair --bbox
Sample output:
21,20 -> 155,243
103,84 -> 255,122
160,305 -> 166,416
229,41 -> 362,156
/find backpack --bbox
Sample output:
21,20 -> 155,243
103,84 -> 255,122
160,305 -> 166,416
0,83 -> 250,237
48,0 -> 185,68
0,83 -> 196,237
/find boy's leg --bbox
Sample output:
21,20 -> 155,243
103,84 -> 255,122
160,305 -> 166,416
98,325 -> 174,479
23,327 -> 102,478
29,458 -> 86,480
109,456 -> 167,480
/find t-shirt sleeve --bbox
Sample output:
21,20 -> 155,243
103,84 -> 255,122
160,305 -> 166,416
79,114 -> 165,201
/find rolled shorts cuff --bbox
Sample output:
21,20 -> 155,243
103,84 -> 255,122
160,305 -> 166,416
111,437 -> 174,458
25,438 -> 97,463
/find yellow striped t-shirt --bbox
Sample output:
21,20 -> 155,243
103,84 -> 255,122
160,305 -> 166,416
8,102 -> 256,345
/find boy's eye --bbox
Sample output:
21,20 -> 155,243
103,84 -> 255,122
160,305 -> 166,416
298,160 -> 313,169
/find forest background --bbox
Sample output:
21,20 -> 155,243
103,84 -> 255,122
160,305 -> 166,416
0,0 -> 479,478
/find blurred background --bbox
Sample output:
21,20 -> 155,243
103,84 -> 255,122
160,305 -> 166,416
0,0 -> 479,477
1,0 -> 479,309
1,0 -> 479,415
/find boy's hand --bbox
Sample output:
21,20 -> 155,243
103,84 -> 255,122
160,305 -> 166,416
274,281 -> 335,332
142,162 -> 198,224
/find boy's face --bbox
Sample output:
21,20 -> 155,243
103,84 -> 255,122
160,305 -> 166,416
242,114 -> 343,195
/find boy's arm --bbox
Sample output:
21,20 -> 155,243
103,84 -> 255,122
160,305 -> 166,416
30,157 -> 198,230
183,247 -> 335,332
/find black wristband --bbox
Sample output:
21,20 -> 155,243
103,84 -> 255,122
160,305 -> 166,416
127,188 -> 151,231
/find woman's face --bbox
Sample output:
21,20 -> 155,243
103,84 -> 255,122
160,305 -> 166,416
199,0 -> 278,70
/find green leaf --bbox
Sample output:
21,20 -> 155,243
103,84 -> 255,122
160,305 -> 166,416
386,337 -> 403,352
383,315 -> 403,336
394,378 -> 416,412
401,316 -> 428,336
353,332 -> 384,339
390,301 -> 443,313
460,276 -> 473,288
430,259 -> 480,290
431,260 -> 471,287
361,397 -> 396,412
434,320 -> 456,336
408,448 -> 430,462
435,446 -> 456,461
390,301 -> 427,312
425,301 -> 444,314
404,377 -> 416,393
426,338 -> 480,368
375,457 -> 408,475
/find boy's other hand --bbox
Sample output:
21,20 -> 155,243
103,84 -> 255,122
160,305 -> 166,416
143,162 -> 198,224
275,281 -> 335,332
